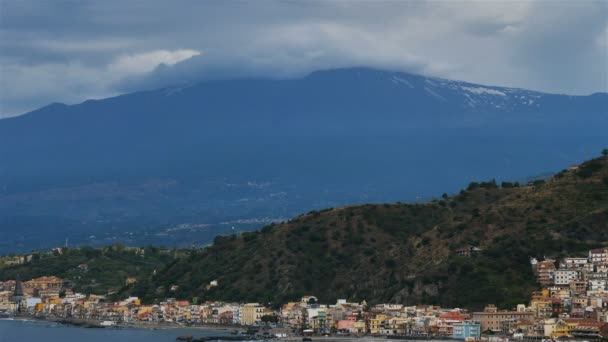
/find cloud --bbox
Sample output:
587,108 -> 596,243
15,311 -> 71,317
0,1 -> 606,118
0,49 -> 200,117
108,49 -> 200,75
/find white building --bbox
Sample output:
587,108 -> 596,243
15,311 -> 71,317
589,279 -> 608,291
561,257 -> 589,269
554,270 -> 579,285
589,248 -> 608,265
233,305 -> 242,325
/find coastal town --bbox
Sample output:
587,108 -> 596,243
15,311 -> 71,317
2,246 -> 608,340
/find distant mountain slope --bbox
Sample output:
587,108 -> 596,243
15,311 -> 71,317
1,67 -> 607,252
131,154 -> 608,310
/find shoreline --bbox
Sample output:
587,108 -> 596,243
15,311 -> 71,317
4,315 -> 246,332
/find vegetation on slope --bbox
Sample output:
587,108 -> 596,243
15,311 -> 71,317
130,153 -> 608,310
0,244 -> 183,296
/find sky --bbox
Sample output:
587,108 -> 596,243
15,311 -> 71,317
0,0 -> 607,118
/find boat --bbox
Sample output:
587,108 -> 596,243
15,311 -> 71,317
99,320 -> 117,327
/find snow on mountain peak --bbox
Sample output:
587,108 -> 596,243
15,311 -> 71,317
460,86 -> 506,97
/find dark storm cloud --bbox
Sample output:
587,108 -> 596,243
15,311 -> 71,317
0,0 -> 606,117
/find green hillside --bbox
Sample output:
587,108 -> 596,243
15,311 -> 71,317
130,153 -> 608,310
0,245 -> 183,296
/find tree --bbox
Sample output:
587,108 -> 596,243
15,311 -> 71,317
602,149 -> 608,156
261,314 -> 279,324
467,182 -> 480,191
501,182 -> 512,188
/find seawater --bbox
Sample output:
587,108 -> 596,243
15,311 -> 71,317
0,318 -> 230,342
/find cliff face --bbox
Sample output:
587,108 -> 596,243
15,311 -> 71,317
133,155 -> 608,309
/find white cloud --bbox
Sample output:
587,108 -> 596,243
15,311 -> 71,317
0,49 -> 200,118
108,49 -> 200,75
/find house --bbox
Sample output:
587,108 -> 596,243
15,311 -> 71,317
307,307 -> 329,333
353,320 -> 366,334
588,278 -> 608,291
564,319 -> 608,338
543,318 -> 576,338
301,295 -> 318,305
437,311 -> 468,335
589,248 -> 608,265
515,319 -> 536,334
452,320 -> 481,340
337,319 -> 355,333
455,245 -> 482,257
561,257 -> 588,269
386,317 -> 409,335
241,303 -> 266,325
554,270 -> 579,286
280,302 -> 305,328
471,305 -> 534,332
530,297 -> 559,319
369,315 -> 388,334
24,276 -> 64,290
535,261 -> 556,286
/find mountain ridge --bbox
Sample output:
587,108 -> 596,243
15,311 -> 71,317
1,67 -> 606,253
6,67 -> 607,123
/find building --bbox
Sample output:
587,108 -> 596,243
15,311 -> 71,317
437,311 -> 468,336
456,246 -> 482,258
565,319 -> 608,338
590,248 -> 608,265
562,257 -> 589,269
337,319 -> 355,333
554,270 -> 579,286
589,278 -> 608,291
11,278 -> 25,312
369,317 -> 385,334
24,276 -> 64,290
535,261 -> 556,286
241,303 -> 266,325
543,318 -> 576,338
453,321 -> 481,340
471,305 -> 534,332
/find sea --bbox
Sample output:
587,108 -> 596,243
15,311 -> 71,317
0,318 -> 231,342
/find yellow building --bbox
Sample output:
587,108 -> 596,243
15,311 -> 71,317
369,314 -> 389,334
369,318 -> 382,334
530,298 -> 553,318
241,303 -> 265,325
543,318 -> 575,338
354,321 -> 366,334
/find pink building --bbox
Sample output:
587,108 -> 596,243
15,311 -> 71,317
337,320 -> 355,333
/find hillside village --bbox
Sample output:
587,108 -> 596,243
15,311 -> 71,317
2,246 -> 608,340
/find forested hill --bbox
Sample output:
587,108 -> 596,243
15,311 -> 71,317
0,245 -> 183,296
131,152 -> 608,310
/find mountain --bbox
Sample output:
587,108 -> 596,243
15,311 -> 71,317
129,154 -> 608,310
1,67 -> 607,253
